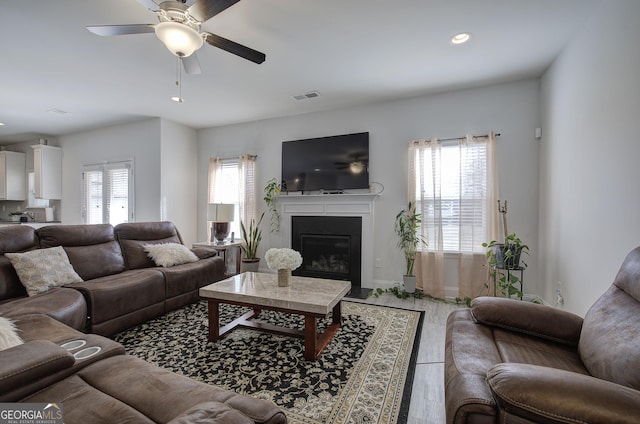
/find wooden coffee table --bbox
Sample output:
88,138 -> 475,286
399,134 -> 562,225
199,272 -> 351,361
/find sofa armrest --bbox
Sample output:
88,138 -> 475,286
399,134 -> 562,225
488,363 -> 640,424
0,340 -> 75,397
471,296 -> 583,346
191,247 -> 218,260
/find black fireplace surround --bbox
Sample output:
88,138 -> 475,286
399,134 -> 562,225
291,216 -> 362,288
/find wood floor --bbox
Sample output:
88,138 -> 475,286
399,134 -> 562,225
350,293 -> 464,424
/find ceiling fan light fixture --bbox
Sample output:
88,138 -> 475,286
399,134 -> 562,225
155,21 -> 203,57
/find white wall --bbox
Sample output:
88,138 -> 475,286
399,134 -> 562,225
198,79 -> 541,292
58,119 -> 162,224
539,0 -> 640,315
160,119 -> 198,246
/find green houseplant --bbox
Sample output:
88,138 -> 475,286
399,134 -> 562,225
263,178 -> 281,233
395,201 -> 426,292
483,232 -> 529,298
240,212 -> 264,272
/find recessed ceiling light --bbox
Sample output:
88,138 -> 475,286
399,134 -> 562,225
450,33 -> 471,45
0,123 -> 5,126
171,96 -> 184,103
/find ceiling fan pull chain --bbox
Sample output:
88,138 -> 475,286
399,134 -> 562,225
173,57 -> 184,103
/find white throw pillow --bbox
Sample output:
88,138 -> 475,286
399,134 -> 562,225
5,246 -> 83,297
0,316 -> 24,351
144,243 -> 199,268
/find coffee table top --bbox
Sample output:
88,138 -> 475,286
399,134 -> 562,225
199,272 -> 351,315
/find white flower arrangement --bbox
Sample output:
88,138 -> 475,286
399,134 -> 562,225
265,248 -> 303,271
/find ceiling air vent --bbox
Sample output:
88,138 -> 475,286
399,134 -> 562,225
293,91 -> 320,101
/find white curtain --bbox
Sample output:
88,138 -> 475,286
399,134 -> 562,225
409,138 -> 445,298
409,132 -> 499,299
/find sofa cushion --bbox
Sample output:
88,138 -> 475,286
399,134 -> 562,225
0,316 -> 23,351
24,355 -> 287,424
0,288 -> 87,331
144,243 -> 198,268
37,224 -> 125,280
5,246 -> 83,296
115,221 -> 183,269
66,269 -> 165,335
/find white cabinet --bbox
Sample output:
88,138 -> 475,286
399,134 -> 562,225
0,151 -> 26,201
31,145 -> 62,200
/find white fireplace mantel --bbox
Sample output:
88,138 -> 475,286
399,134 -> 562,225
275,193 -> 379,288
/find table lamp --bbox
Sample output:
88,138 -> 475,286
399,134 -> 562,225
208,203 -> 234,243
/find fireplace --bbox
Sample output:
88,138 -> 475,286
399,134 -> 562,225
291,216 -> 362,288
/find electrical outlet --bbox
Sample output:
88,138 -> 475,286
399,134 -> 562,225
375,258 -> 381,268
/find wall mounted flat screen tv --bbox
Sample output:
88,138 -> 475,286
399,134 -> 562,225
281,132 -> 369,193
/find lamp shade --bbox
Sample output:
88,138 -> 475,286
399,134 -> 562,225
208,203 -> 234,222
154,21 -> 203,57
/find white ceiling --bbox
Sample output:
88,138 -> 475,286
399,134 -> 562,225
0,0 -> 602,143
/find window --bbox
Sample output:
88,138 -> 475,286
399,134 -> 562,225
210,160 -> 241,236
82,161 -> 134,225
208,155 -> 257,239
410,135 -> 495,254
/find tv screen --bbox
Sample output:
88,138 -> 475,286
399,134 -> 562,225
281,132 -> 369,193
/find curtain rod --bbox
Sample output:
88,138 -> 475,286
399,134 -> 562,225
437,132 -> 501,142
216,154 -> 258,161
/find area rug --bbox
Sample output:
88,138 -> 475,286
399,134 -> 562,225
113,300 -> 423,424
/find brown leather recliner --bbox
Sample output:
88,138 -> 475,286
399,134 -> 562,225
445,246 -> 640,424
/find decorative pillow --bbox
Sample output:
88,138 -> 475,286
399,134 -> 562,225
0,316 -> 24,351
5,246 -> 84,297
144,243 -> 199,268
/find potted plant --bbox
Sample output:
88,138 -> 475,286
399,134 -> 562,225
483,232 -> 529,298
240,212 -> 265,272
8,211 -> 23,222
395,201 -> 426,292
263,178 -> 281,233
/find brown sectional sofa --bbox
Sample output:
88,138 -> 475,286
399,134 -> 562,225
0,222 -> 288,423
0,222 -> 225,335
444,246 -> 640,424
3,313 -> 286,423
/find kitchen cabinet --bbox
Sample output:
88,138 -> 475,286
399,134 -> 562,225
32,145 -> 62,200
0,151 -> 26,201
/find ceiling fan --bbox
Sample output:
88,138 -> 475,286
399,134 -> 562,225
86,0 -> 266,75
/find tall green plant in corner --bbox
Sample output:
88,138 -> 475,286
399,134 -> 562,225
395,201 -> 426,292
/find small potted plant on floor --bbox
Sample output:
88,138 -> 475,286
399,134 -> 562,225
240,212 -> 264,272
395,201 -> 426,292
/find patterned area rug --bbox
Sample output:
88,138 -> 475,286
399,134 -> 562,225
113,300 -> 423,424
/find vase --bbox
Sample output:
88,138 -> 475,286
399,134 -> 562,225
241,258 -> 260,273
403,275 -> 417,293
277,269 -> 291,287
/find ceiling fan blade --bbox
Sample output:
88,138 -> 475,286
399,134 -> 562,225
187,0 -> 241,23
204,33 -> 266,64
182,54 -> 202,75
86,24 -> 155,36
136,0 -> 160,11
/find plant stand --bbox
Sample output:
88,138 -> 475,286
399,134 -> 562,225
492,266 -> 524,300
